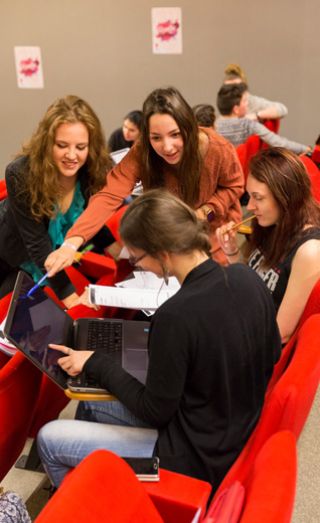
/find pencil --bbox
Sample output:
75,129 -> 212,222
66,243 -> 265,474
229,215 -> 255,232
237,224 -> 253,235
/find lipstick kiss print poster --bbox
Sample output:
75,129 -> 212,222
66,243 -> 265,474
14,46 -> 44,89
152,7 -> 182,54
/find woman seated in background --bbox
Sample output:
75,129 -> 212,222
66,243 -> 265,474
37,189 -> 280,493
44,85 -> 245,274
217,148 -> 320,343
0,95 -> 113,308
223,63 -> 288,122
108,110 -> 143,152
193,103 -> 216,128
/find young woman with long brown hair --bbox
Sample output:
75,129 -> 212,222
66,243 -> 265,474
217,147 -> 320,343
0,95 -> 112,307
44,86 -> 244,275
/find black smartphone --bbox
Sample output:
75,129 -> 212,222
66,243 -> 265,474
123,456 -> 160,482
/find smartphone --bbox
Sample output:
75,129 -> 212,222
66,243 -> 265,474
123,456 -> 160,482
67,375 -> 109,395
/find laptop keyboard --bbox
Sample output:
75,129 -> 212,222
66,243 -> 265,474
87,320 -> 122,352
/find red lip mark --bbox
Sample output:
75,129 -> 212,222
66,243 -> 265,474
19,58 -> 40,77
156,20 -> 179,42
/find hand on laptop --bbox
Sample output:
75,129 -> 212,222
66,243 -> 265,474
49,344 -> 94,376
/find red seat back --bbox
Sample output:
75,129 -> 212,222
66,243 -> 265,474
267,278 -> 320,390
106,205 -> 128,242
145,468 -> 211,523
261,118 -> 280,134
0,352 -> 42,480
240,431 -> 296,523
203,431 -> 296,523
236,135 -> 261,181
297,278 -> 320,327
212,314 -> 320,500
299,155 -> 320,202
0,179 -> 7,201
35,450 -> 164,523
0,293 -> 13,368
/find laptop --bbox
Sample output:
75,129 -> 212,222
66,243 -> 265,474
4,271 -> 150,394
109,147 -> 130,164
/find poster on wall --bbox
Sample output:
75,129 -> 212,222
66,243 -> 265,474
14,46 -> 44,89
151,7 -> 182,54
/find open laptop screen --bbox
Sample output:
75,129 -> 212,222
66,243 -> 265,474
4,271 -> 72,389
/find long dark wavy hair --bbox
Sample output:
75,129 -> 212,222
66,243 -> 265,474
18,95 -> 112,220
245,147 -> 320,266
139,87 -> 201,207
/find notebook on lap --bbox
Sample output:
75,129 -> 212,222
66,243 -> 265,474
4,271 -> 149,394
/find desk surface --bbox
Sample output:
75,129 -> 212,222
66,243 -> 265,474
65,389 -> 115,401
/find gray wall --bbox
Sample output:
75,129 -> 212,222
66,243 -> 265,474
1,0 -> 319,178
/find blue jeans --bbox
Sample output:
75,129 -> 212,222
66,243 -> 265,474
37,400 -> 158,487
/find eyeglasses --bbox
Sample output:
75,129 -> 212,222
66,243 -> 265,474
128,252 -> 147,267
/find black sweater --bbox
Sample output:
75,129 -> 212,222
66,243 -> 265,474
84,259 -> 281,491
0,156 -> 111,299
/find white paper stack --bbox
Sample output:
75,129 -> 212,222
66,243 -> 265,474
89,271 -> 180,316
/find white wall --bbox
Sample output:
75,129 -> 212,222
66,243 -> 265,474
1,0 -> 319,177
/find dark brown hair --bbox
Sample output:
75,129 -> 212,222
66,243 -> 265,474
217,83 -> 248,116
193,104 -> 216,128
139,87 -> 201,207
120,189 -> 211,257
246,147 -> 320,266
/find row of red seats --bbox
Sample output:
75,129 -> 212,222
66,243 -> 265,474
0,277 -> 317,521
34,310 -> 320,522
34,430 -> 296,523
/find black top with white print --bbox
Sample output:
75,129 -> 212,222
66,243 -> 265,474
248,227 -> 320,311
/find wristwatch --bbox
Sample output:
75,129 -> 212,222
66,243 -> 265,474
202,205 -> 215,223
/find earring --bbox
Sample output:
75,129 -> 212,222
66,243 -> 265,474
163,265 -> 169,285
160,262 -> 169,285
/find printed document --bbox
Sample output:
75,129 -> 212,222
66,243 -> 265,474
89,271 -> 180,313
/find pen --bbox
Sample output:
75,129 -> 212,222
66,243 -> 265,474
26,272 -> 50,298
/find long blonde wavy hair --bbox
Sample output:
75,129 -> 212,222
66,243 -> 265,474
18,95 -> 111,220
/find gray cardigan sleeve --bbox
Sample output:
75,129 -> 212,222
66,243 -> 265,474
248,93 -> 288,118
249,120 -> 308,154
